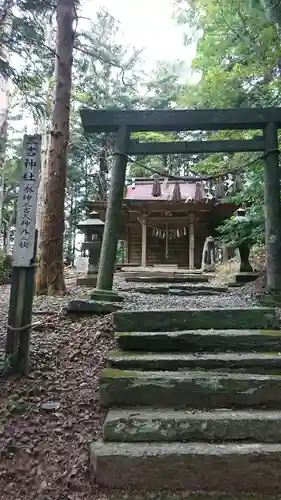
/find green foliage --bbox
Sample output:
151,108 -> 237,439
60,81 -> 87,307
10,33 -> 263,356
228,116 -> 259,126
0,251 -> 12,284
217,166 -> 265,246
175,0 -> 281,247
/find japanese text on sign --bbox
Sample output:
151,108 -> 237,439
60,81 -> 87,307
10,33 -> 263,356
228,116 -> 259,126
13,135 -> 41,266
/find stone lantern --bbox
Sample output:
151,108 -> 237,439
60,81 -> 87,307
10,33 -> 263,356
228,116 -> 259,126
77,211 -> 104,275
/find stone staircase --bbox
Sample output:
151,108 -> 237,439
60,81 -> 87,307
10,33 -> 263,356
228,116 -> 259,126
90,306 -> 281,494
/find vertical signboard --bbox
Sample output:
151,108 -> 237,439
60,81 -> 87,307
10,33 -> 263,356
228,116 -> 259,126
13,134 -> 41,267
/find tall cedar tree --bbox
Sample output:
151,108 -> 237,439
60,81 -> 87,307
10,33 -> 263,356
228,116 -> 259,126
36,0 -> 75,294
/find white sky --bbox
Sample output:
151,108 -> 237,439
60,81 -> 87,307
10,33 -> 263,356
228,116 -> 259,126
94,0 -> 195,69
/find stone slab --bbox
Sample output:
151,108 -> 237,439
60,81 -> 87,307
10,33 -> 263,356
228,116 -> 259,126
258,293 -> 281,307
76,276 -> 97,287
114,308 -> 278,332
90,289 -> 124,302
125,275 -> 209,284
147,284 -> 227,292
103,409 -> 281,443
107,351 -> 281,372
115,329 -> 281,353
228,282 -> 244,288
90,440 -> 281,492
67,299 -> 122,314
131,287 -> 226,296
100,369 -> 281,409
98,494 -> 281,500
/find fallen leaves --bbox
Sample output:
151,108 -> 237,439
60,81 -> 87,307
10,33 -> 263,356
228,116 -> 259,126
0,273 -> 115,500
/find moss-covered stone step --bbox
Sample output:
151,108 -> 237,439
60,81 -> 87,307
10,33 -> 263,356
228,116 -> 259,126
114,308 -> 278,332
107,351 -> 281,372
90,440 -> 281,491
103,409 -> 281,443
100,369 -> 281,409
115,330 -> 281,353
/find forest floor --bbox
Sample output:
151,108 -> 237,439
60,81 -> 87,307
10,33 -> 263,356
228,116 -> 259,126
0,268 -> 262,500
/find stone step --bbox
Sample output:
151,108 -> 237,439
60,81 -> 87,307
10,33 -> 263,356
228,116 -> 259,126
125,275 -> 210,284
100,369 -> 281,409
103,409 -> 281,443
114,307 -> 278,332
115,330 -> 281,353
90,440 -> 281,491
129,287 -> 226,296
132,284 -> 228,292
107,351 -> 281,372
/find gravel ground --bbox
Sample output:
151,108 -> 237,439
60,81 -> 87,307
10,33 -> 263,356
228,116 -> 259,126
0,269 -> 263,499
115,275 -> 258,311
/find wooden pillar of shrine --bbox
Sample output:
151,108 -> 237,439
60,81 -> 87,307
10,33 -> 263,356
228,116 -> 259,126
189,214 -> 195,270
141,217 -> 147,268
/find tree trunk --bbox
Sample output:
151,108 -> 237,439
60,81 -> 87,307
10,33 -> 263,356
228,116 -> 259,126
36,20 -> 54,250
36,0 -> 75,295
0,74 -> 9,246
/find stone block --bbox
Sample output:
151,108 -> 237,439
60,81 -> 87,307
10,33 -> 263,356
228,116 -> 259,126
90,440 -> 281,492
90,289 -> 124,302
76,275 -> 98,287
67,299 -> 122,314
100,368 -> 281,409
107,351 -> 281,372
103,408 -> 281,443
114,307 -> 279,332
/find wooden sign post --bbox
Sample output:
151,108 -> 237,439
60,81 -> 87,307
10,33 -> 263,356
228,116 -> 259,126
5,134 -> 41,375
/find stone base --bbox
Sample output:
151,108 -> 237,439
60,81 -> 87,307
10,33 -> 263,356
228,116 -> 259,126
76,275 -> 98,287
67,299 -> 122,314
114,307 -> 278,332
90,289 -> 124,302
90,440 -> 281,492
233,273 -> 260,284
103,408 -> 281,443
100,368 -> 281,408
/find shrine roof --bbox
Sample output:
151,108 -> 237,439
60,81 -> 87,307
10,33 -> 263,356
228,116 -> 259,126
125,178 -> 207,202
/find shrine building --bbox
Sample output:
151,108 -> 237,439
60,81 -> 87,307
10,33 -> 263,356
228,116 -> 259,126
88,176 -> 236,270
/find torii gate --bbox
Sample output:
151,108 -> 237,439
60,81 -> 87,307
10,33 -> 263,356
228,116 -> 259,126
80,107 -> 281,292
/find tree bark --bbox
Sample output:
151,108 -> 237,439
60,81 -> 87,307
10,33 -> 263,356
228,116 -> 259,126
0,74 -> 9,246
36,0 -> 75,295
36,20 -> 54,251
